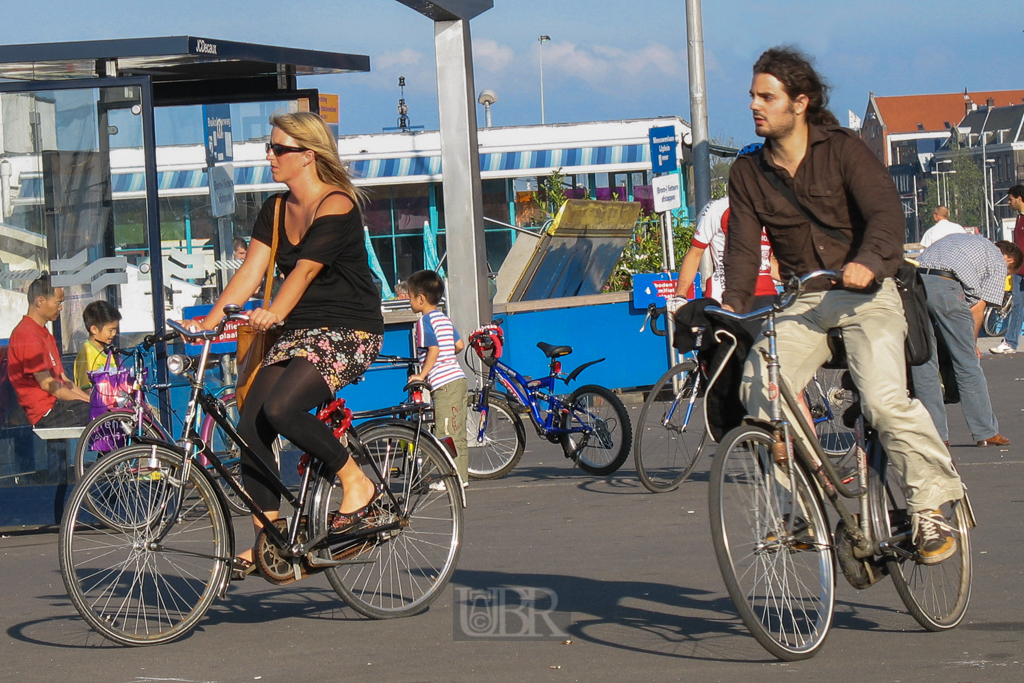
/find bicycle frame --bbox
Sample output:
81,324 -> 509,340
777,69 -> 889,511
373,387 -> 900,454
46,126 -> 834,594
478,358 -> 593,440
708,272 -> 899,560
152,317 -> 409,566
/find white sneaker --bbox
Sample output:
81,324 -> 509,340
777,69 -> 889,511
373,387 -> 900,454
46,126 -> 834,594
990,341 -> 1017,355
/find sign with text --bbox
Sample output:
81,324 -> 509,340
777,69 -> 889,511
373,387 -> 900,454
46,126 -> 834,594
652,173 -> 682,213
203,104 -> 233,166
209,164 -> 235,217
632,272 -> 679,308
648,125 -> 677,174
319,94 -> 340,124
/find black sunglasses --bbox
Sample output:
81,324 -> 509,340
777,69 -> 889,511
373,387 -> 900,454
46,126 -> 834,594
266,142 -> 307,156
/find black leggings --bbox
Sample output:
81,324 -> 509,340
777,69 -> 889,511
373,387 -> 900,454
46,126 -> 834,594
236,358 -> 349,511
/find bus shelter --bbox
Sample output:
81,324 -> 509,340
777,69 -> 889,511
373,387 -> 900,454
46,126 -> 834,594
0,37 -> 368,525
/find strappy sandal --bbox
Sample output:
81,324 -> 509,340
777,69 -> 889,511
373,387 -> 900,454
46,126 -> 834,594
231,556 -> 257,581
330,483 -> 384,534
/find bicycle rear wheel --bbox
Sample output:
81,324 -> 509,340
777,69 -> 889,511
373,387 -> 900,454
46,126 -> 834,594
59,444 -> 230,646
74,409 -> 162,481
466,394 -> 526,480
313,423 -> 463,619
560,384 -> 632,476
804,368 -> 856,457
709,425 -> 835,661
868,445 -> 972,631
634,361 -> 708,492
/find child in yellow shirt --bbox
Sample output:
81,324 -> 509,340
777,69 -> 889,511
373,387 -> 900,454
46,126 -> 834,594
74,300 -> 122,390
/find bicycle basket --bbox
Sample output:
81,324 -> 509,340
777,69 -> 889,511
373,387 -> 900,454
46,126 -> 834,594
469,325 -> 504,365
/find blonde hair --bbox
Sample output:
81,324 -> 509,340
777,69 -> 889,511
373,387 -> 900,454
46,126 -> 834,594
269,111 -> 365,206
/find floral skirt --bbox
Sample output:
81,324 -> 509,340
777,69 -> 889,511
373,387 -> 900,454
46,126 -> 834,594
262,327 -> 383,394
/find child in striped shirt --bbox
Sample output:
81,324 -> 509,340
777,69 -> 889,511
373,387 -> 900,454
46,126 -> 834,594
407,270 -> 468,483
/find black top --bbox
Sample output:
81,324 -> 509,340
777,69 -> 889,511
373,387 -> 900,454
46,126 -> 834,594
250,192 -> 384,334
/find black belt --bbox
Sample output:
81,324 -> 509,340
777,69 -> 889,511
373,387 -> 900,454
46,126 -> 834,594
918,267 -> 959,282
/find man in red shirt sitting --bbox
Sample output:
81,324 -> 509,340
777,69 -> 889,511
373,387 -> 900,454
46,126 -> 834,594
7,273 -> 90,428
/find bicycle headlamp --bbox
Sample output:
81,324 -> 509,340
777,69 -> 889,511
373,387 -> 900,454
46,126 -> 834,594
166,354 -> 194,376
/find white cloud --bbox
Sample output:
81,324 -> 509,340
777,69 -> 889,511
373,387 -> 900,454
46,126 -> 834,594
375,48 -> 426,71
539,41 -> 687,93
474,39 -> 516,72
365,48 -> 434,92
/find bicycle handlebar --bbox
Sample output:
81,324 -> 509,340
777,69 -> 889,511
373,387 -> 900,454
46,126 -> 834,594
647,303 -> 669,337
166,309 -> 254,342
705,270 -> 841,323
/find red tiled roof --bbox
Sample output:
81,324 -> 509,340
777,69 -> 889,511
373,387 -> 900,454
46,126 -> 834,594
873,90 -> 1024,133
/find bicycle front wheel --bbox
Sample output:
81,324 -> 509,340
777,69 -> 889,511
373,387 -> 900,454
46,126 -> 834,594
59,444 -> 230,646
466,394 -> 526,480
634,361 -> 708,492
74,410 -> 162,481
560,384 -> 632,476
313,423 -> 463,619
709,425 -> 835,661
868,444 -> 972,631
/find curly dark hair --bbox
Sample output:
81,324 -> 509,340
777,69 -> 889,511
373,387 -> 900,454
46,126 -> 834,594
753,46 -> 839,127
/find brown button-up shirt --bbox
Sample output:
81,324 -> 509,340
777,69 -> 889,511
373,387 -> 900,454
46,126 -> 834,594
722,124 -> 905,312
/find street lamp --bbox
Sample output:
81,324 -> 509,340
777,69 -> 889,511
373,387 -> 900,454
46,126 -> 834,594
935,159 -> 953,207
477,89 -> 498,128
538,35 -> 550,124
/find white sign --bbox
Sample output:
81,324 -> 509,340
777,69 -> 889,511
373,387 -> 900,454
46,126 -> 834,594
652,173 -> 682,213
209,163 -> 235,217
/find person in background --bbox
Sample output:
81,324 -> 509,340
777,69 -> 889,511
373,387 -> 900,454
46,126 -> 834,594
74,300 -> 122,390
406,270 -> 468,484
394,279 -> 410,300
991,185 -> 1024,354
668,193 -> 779,314
911,235 -> 1020,447
7,273 -> 91,428
232,236 -> 249,262
918,205 -> 965,249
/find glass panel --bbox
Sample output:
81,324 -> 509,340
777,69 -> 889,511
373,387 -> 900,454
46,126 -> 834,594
1,84 -> 148,486
153,99 -> 304,316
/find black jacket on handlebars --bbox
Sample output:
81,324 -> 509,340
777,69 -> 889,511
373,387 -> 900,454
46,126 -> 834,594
673,299 -> 753,442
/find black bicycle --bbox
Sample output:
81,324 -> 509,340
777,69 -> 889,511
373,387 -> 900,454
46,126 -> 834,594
58,306 -> 464,646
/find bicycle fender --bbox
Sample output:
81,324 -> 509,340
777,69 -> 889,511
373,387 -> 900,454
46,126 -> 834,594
353,418 -> 466,510
565,358 -> 605,384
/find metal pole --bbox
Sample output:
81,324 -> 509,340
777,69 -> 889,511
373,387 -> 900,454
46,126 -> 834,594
434,19 -> 490,346
538,35 -> 550,125
684,0 -> 712,216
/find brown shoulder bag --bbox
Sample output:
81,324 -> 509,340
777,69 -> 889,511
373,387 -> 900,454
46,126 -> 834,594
235,196 -> 285,411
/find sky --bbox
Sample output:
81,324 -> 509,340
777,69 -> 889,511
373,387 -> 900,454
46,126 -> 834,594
2,1 -> 1023,147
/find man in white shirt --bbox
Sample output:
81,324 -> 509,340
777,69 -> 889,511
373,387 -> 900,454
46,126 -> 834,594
919,206 -> 966,248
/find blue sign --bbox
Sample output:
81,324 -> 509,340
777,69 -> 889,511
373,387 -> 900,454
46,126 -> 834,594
203,104 -> 233,167
648,125 -> 678,175
632,272 -> 679,308
181,300 -> 259,355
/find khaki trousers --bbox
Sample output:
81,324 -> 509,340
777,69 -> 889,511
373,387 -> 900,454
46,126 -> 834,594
432,379 -> 468,481
739,279 -> 964,512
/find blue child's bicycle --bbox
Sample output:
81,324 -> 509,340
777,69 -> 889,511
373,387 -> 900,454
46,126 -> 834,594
465,321 -> 632,479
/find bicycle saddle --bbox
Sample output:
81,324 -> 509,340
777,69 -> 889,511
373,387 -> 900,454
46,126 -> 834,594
537,342 -> 572,358
823,328 -> 848,370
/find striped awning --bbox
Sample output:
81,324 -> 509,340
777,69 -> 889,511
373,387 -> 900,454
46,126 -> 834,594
15,142 -> 653,200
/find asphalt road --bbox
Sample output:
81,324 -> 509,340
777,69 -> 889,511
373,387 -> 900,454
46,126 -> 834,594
3,350 -> 1024,683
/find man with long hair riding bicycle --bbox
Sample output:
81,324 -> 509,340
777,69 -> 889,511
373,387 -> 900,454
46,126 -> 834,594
722,46 -> 964,564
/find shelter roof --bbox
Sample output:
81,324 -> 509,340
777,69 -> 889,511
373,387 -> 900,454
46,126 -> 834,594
0,36 -> 369,81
